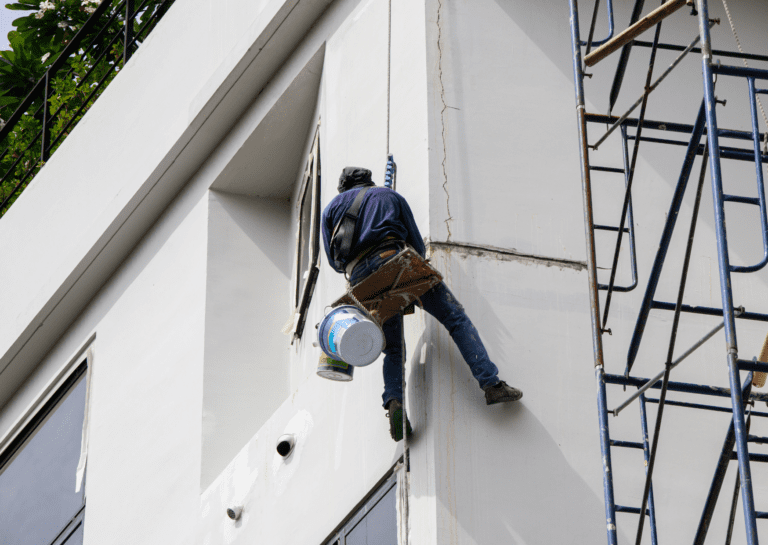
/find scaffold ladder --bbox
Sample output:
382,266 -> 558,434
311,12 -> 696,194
568,0 -> 768,543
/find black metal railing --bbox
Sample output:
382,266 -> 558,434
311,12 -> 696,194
0,0 -> 175,217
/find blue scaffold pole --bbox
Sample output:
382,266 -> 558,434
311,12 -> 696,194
696,1 -> 759,543
569,0 -> 617,543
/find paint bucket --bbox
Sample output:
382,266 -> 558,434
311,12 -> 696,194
318,305 -> 384,367
316,355 -> 354,382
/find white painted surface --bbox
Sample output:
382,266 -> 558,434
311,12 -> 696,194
0,0 -> 333,416
202,192 -> 291,490
421,0 -> 768,543
1,0 -> 768,544
0,1 -> 430,543
82,195 -> 207,545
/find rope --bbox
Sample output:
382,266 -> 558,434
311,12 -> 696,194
384,6 -> 408,541
386,7 -> 409,539
721,0 -> 768,152
345,286 -> 378,324
400,317 -> 410,545
386,0 -> 392,157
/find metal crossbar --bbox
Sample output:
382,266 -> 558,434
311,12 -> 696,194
589,125 -> 639,294
569,0 -> 768,543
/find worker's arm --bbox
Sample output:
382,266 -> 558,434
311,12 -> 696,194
321,202 -> 345,273
396,193 -> 426,257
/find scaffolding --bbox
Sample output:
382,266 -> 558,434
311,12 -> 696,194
569,0 -> 768,543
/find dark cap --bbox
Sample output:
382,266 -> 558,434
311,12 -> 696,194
338,167 -> 375,193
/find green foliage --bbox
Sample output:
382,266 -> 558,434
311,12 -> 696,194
1,0 -> 98,114
0,0 -> 170,215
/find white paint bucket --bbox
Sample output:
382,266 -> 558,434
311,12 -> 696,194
316,355 -> 354,382
318,305 -> 384,367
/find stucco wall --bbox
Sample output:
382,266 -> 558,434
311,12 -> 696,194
199,0 -> 434,542
202,192 -> 291,489
2,0 -> 768,544
0,0 -> 334,421
1,0 -> 431,543
423,0 -> 768,543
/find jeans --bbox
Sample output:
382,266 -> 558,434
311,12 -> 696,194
349,243 -> 500,407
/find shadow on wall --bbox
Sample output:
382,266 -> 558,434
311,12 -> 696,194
215,192 -> 292,278
465,403 -> 615,544
392,254 -> 614,543
404,349 -> 617,544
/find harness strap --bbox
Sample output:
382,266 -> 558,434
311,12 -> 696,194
330,187 -> 371,270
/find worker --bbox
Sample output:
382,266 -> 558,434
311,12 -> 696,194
322,167 -> 523,441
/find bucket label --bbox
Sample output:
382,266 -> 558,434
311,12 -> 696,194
329,317 -> 357,354
325,357 -> 348,369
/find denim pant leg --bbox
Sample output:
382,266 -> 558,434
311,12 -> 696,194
348,245 -> 407,408
381,315 -> 405,408
349,246 -> 499,406
419,282 -> 500,390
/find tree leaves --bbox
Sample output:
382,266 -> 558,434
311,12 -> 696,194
0,0 -> 171,215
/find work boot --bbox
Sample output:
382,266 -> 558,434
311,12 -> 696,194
484,380 -> 523,405
385,399 -> 412,442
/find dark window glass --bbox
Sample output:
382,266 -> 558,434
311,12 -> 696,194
292,127 -> 321,340
345,484 -> 397,545
0,372 -> 87,545
297,163 -> 315,304
323,473 -> 397,545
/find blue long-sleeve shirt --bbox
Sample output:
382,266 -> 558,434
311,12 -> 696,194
322,186 -> 426,273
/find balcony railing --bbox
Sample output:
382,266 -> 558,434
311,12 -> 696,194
0,0 -> 175,217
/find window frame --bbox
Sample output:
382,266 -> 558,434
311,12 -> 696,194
293,126 -> 322,342
0,359 -> 88,545
48,504 -> 86,545
321,471 -> 398,545
0,360 -> 87,472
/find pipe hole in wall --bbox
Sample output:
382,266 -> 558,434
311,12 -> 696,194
276,434 -> 295,457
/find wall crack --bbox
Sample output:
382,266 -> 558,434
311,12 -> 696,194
436,0 -> 453,241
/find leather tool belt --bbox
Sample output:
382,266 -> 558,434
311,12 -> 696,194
344,238 -> 405,277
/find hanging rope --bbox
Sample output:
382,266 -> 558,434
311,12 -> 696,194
386,0 -> 392,157
385,2 -> 408,543
384,0 -> 396,190
721,0 -> 768,152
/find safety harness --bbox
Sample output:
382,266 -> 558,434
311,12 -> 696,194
329,186 -> 371,272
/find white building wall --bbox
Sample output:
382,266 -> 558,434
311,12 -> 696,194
422,0 -> 768,543
83,193 -> 208,544
2,0 -> 768,544
0,0 -> 334,417
203,192 -> 291,489
1,184 -> 210,544
0,0 -> 432,543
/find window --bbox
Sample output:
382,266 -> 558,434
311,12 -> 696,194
322,473 -> 398,545
293,126 -> 321,342
0,362 -> 88,545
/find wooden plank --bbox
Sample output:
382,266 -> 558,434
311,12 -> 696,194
584,0 -> 688,67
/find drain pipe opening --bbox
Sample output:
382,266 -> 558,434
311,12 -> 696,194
276,434 -> 296,457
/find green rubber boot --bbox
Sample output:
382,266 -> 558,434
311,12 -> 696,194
385,399 -> 412,442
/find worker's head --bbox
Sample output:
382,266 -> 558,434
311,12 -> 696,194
338,167 -> 375,193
